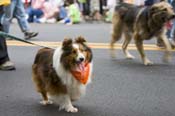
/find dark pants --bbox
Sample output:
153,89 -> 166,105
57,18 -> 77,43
82,0 -> 90,16
0,6 -> 10,65
26,6 -> 43,23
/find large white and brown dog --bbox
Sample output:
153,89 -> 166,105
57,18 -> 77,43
32,37 -> 93,113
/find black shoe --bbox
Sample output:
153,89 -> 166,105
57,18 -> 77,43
0,61 -> 16,71
24,31 -> 38,40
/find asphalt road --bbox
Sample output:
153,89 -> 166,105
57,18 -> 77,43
0,23 -> 175,116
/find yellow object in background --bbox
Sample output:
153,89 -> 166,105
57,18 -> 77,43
0,0 -> 11,6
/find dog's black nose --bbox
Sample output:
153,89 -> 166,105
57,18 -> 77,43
173,14 -> 175,18
170,14 -> 175,19
79,57 -> 84,62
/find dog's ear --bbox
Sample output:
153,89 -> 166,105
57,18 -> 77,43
75,36 -> 87,44
62,38 -> 73,50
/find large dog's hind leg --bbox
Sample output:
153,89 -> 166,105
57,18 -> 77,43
123,32 -> 135,59
110,34 -> 118,58
134,33 -> 153,65
32,71 -> 53,105
110,15 -> 123,58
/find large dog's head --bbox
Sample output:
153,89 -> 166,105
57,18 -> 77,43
60,37 -> 93,70
150,1 -> 175,23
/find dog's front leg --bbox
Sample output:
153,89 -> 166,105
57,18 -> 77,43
158,33 -> 172,63
58,94 -> 78,113
134,33 -> 153,65
123,33 -> 135,59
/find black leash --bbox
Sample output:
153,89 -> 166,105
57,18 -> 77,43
0,31 -> 55,49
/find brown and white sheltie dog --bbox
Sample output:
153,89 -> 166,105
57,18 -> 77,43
32,36 -> 93,113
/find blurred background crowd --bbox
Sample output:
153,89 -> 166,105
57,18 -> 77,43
20,0 -> 155,24
21,0 -> 172,25
22,0 -> 115,24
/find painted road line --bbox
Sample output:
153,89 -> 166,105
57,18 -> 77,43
6,40 -> 175,51
6,40 -> 158,47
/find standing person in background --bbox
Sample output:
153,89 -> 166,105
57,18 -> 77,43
78,0 -> 90,20
0,1 -> 15,70
99,0 -> 103,15
1,0 -> 38,40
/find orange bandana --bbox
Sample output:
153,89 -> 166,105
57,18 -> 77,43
71,63 -> 90,84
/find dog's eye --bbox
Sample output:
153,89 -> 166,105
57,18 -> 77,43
80,48 -> 87,52
72,50 -> 77,54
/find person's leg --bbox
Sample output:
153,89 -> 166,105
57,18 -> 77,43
1,0 -> 16,33
0,22 -> 9,64
14,0 -> 30,32
33,8 -> 43,22
99,0 -> 103,15
14,0 -> 38,39
83,0 -> 90,16
26,7 -> 43,23
59,6 -> 67,20
87,0 -> 90,16
0,32 -> 16,70
34,9 -> 43,19
26,6 -> 34,23
0,6 -> 15,70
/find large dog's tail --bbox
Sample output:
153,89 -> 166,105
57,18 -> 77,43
114,3 -> 131,19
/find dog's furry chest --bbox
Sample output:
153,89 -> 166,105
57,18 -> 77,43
57,70 -> 87,100
52,46 -> 93,100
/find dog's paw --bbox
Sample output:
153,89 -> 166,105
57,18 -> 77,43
126,54 -> 135,59
110,50 -> 116,59
162,53 -> 172,63
66,106 -> 78,113
59,105 -> 78,113
143,59 -> 153,66
40,100 -> 53,105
